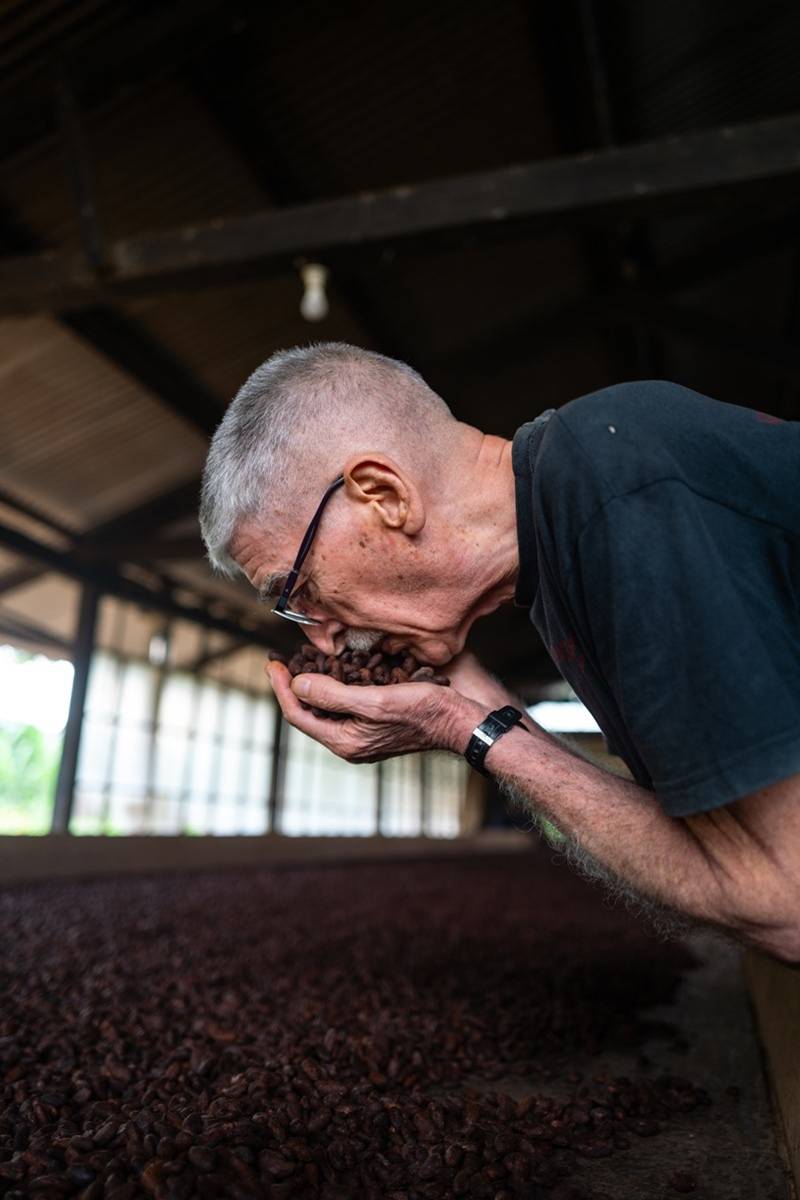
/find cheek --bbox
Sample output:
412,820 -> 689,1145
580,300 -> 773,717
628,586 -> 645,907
324,535 -> 387,589
318,532 -> 411,620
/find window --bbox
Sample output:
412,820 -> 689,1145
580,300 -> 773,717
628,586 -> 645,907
73,651 -> 274,835
71,644 -> 468,838
281,725 -> 377,836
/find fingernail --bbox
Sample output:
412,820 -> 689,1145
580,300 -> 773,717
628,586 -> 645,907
292,676 -> 311,698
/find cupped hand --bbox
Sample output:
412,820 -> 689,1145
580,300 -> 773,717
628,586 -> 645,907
266,660 -> 483,764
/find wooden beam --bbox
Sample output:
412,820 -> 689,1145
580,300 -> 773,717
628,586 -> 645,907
4,112 -> 800,313
0,609 -> 72,654
77,534 -> 206,564
0,477 -> 205,600
0,565 -> 44,599
0,486 -> 77,539
0,519 -> 294,654
189,53 -> 425,371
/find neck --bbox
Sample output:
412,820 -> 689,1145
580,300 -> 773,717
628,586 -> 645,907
444,422 -> 520,610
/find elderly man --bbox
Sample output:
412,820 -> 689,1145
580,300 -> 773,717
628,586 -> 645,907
200,342 -> 800,963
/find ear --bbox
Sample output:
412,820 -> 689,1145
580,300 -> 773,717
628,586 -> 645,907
342,454 -> 426,535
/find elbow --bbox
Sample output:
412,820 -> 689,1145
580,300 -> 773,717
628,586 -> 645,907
725,897 -> 800,965
746,921 -> 800,967
706,883 -> 800,965
693,840 -> 800,965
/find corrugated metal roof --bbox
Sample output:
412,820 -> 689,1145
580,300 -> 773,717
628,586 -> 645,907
610,0 -> 800,139
0,0 -> 123,93
238,0 -> 555,199
0,77 -> 268,249
0,314 -> 208,528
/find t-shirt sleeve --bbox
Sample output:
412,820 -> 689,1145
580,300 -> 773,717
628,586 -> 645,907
567,480 -> 800,817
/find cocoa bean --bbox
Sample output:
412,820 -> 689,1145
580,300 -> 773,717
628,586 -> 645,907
67,1166 -> 97,1186
187,1147 -> 215,1173
277,642 -> 450,703
668,1171 -> 698,1193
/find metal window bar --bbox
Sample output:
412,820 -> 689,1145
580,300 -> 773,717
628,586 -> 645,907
99,604 -> 129,833
142,625 -> 171,830
205,684 -> 229,833
177,635 -> 210,834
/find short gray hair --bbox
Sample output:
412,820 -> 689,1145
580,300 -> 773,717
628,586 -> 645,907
199,342 -> 452,578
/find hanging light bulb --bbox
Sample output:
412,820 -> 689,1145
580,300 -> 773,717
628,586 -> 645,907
299,262 -> 330,322
148,629 -> 169,667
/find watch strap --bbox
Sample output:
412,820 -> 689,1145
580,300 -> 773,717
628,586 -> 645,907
464,705 -> 524,775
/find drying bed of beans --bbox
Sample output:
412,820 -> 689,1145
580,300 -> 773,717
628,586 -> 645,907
0,855 -> 711,1199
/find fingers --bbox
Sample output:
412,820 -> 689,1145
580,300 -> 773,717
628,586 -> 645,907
288,671 -> 385,717
265,658 -> 454,758
266,661 -> 309,721
267,661 -> 355,748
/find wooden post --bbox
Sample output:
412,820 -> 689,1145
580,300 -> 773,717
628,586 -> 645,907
744,950 -> 800,1189
51,584 -> 99,833
375,761 -> 385,836
419,755 -> 430,836
267,704 -> 286,833
142,625 -> 171,828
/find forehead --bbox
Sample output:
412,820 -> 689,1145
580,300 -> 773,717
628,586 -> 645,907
228,519 -> 289,589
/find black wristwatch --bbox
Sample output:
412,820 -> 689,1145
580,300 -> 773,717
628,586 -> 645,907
464,705 -> 525,775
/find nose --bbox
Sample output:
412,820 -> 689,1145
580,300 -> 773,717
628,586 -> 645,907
304,620 -> 346,656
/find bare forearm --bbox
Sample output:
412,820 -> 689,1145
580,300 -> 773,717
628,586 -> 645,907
478,720 -> 713,915
445,702 -> 800,961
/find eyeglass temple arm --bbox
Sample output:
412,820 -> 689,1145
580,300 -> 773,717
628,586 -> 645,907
277,475 -> 346,606
292,475 -> 345,568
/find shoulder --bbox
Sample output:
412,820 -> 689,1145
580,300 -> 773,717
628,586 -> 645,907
540,378 -> 730,506
531,381 -> 687,513
555,379 -> 695,435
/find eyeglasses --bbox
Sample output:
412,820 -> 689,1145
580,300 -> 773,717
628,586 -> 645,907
272,475 -> 345,625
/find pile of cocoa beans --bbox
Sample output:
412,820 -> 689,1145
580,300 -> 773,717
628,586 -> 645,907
269,645 -> 450,688
0,856 -> 716,1199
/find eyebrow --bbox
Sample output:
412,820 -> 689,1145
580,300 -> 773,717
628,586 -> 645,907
257,571 -> 290,603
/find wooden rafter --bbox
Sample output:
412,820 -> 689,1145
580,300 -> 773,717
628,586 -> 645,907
3,112 -> 800,314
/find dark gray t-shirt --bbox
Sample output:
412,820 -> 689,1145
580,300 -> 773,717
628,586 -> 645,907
512,379 -> 800,817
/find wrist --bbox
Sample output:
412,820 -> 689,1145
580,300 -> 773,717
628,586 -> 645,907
437,693 -> 488,755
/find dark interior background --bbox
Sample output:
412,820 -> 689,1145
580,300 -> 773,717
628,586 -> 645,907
1,0 -> 799,693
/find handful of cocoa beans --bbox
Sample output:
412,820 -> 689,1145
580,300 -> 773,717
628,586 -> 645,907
268,646 -> 450,720
269,643 -> 450,687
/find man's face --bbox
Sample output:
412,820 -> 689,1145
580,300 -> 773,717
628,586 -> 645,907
230,497 -> 490,667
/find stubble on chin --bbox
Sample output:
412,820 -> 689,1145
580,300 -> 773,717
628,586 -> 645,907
344,628 -> 386,653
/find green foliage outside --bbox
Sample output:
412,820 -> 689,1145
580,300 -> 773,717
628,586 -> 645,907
538,815 -> 567,847
0,724 -> 61,835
